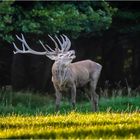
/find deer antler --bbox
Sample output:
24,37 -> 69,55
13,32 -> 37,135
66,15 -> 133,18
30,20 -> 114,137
54,34 -> 71,52
12,34 -> 72,60
40,34 -> 72,60
13,34 -> 47,55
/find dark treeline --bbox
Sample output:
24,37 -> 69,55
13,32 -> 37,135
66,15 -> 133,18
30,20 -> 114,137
0,1 -> 140,92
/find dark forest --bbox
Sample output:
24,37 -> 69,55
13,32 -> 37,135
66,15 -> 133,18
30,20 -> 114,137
0,1 -> 140,93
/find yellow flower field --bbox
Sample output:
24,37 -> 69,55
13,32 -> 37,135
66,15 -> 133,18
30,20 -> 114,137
0,112 -> 140,139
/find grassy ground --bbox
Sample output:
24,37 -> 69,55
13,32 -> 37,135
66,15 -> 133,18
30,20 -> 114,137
0,90 -> 139,115
0,90 -> 140,139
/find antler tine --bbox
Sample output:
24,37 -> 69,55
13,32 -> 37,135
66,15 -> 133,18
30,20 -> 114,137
15,34 -> 26,51
39,40 -> 48,51
62,34 -> 71,51
15,34 -> 25,51
39,40 -> 57,55
48,34 -> 61,52
45,44 -> 56,52
21,34 -> 35,52
12,42 -> 22,54
60,35 -> 67,51
16,34 -> 33,52
58,34 -> 71,52
55,35 -> 64,52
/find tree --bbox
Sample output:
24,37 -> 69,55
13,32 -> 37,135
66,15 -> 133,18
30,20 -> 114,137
0,1 -> 15,42
0,1 -> 116,42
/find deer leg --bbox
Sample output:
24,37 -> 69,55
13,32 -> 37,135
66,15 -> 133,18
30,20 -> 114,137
70,85 -> 76,109
90,65 -> 102,112
55,90 -> 62,111
90,81 -> 99,112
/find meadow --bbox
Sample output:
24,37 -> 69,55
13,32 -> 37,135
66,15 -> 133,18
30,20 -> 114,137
0,89 -> 140,139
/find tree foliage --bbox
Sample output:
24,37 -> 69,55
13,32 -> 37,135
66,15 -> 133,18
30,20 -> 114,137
0,1 -> 116,42
0,1 -> 15,42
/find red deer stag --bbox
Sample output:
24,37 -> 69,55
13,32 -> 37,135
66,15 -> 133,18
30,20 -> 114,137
12,34 -> 102,112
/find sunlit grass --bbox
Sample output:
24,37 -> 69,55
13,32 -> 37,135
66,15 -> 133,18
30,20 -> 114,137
0,112 -> 140,139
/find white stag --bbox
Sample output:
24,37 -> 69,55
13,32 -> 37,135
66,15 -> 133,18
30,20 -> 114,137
12,34 -> 102,112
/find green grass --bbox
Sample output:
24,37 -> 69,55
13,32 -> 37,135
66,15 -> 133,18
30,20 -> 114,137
0,90 -> 140,115
0,112 -> 140,139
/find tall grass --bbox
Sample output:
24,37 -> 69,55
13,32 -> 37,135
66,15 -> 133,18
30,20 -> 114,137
0,89 -> 139,115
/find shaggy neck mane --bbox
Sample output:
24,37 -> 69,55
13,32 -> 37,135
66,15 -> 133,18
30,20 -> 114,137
53,62 -> 70,86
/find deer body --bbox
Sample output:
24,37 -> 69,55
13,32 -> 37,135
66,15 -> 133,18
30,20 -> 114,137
13,34 -> 102,112
52,59 -> 102,111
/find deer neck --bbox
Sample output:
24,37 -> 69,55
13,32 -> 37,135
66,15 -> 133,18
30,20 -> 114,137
52,62 -> 70,86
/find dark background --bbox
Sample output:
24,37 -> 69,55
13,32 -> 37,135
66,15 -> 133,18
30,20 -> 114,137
0,1 -> 140,93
